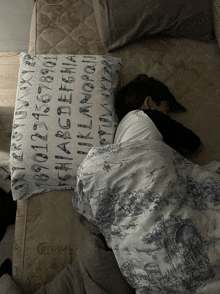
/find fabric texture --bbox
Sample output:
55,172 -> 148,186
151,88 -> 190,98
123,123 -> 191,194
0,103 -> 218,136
10,53 -> 121,201
0,108 -> 13,192
114,110 -> 163,144
212,0 -> 220,48
12,0 -> 220,292
0,0 -> 34,52
40,0 -> 67,3
0,273 -> 23,294
0,150 -> 11,193
0,234 -> 135,294
93,0 -> 214,52
73,139 -> 220,293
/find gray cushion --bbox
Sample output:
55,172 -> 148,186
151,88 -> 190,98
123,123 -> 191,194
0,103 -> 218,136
93,0 -> 214,52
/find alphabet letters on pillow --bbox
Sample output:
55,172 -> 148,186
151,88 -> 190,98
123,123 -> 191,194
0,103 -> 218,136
10,53 -> 121,200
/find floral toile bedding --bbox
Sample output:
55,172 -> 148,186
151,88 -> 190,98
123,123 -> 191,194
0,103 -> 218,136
73,139 -> 220,293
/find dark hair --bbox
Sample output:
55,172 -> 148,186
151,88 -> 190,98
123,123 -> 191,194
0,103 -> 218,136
114,74 -> 186,122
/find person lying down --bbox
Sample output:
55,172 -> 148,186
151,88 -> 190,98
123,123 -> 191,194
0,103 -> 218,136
72,75 -> 220,294
113,74 -> 203,160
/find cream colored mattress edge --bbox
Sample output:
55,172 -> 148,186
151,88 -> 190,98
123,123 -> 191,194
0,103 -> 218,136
28,0 -> 36,55
13,4 -> 91,293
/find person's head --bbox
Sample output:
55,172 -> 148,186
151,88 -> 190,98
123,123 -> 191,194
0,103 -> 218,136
114,74 -> 186,122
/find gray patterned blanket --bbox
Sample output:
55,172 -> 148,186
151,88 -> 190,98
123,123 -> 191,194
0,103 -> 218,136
73,139 -> 220,294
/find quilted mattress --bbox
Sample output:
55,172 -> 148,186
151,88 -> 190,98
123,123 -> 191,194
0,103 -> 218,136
13,0 -> 220,293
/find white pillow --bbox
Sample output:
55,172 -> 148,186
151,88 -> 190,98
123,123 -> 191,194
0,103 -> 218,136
10,53 -> 121,200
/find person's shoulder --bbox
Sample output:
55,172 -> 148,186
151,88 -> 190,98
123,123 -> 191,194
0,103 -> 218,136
119,110 -> 151,127
120,109 -> 143,122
